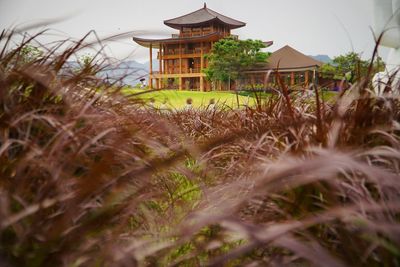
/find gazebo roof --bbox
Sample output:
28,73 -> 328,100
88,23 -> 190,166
266,45 -> 323,70
164,3 -> 246,30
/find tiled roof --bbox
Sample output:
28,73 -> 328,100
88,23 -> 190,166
164,4 -> 245,30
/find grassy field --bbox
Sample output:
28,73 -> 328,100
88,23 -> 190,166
123,88 -> 258,109
123,88 -> 338,109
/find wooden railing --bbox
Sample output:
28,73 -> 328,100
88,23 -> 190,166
152,68 -> 202,75
170,28 -> 218,38
163,49 -> 200,55
158,49 -> 210,58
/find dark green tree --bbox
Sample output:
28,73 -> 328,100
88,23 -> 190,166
204,37 -> 269,89
320,52 -> 385,82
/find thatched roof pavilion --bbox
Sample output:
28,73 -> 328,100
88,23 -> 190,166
266,45 -> 323,71
244,45 -> 323,88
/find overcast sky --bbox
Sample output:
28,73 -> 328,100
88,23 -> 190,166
0,0 -> 384,62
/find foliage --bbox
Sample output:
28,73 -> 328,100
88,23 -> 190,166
204,37 -> 269,85
75,53 -> 101,76
78,53 -> 94,68
19,44 -> 43,63
7,44 -> 43,68
320,52 -> 385,82
1,30 -> 400,267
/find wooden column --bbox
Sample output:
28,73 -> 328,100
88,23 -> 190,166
159,44 -> 162,74
313,69 -> 317,86
159,43 -> 162,89
179,43 -> 182,90
149,43 -> 153,89
200,42 -> 204,91
162,44 -> 165,74
305,71 -> 309,87
162,44 -> 165,75
291,72 -> 295,86
264,72 -> 268,88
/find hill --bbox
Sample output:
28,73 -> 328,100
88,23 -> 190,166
310,54 -> 332,63
99,60 -> 159,86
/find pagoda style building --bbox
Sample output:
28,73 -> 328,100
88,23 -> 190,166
132,3 -> 246,91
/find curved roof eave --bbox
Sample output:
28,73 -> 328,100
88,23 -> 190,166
132,32 -> 222,48
272,65 -> 321,71
245,65 -> 321,73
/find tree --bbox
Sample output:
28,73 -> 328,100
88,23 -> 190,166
75,53 -> 102,77
9,44 -> 43,68
204,37 -> 269,89
77,53 -> 95,71
20,45 -> 43,63
320,52 -> 385,82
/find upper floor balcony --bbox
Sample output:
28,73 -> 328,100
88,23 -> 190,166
150,67 -> 202,75
157,48 -> 210,59
170,31 -> 238,39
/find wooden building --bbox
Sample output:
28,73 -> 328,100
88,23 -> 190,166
132,3 -> 246,91
243,45 -> 323,89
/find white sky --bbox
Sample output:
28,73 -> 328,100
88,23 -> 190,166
0,0 -> 386,63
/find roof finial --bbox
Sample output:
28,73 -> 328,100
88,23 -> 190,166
204,2 -> 207,8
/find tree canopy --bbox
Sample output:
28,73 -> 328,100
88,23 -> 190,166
320,52 -> 385,82
8,45 -> 43,68
204,37 -> 269,85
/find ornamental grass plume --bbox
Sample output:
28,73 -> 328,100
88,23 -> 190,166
0,30 -> 400,267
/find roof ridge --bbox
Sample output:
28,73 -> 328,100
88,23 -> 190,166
286,46 -> 323,64
203,6 -> 218,19
269,45 -> 323,69
205,7 -> 246,24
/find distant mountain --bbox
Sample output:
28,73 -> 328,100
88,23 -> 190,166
99,60 -> 151,86
63,60 -> 159,86
143,60 -> 160,72
310,55 -> 333,64
100,60 -> 161,86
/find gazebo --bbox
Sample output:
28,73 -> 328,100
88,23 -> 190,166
244,45 -> 323,89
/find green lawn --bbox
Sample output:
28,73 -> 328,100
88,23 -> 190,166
321,90 -> 339,102
123,88 -> 257,109
122,88 -> 338,109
